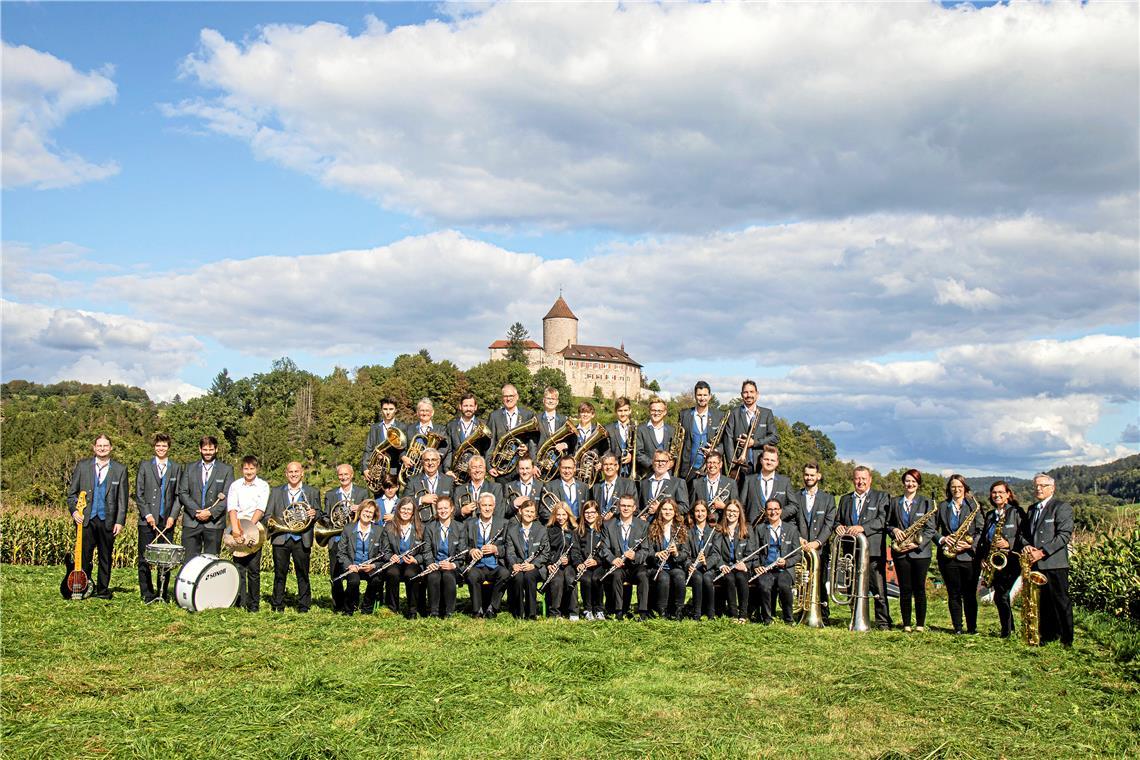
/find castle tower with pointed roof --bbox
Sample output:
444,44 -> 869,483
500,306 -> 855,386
488,296 -> 644,399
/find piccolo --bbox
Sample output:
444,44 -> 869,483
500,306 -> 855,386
599,536 -> 646,582
331,554 -> 386,583
684,528 -> 719,585
712,545 -> 764,582
748,546 -> 803,583
460,527 -> 507,577
371,541 -> 425,575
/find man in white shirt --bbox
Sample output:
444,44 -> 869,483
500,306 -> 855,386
226,455 -> 269,612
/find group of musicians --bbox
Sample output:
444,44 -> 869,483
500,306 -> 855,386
64,380 -> 1074,645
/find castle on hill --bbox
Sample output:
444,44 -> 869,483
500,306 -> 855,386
488,296 -> 645,400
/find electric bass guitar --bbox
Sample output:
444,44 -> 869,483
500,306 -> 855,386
60,492 -> 92,600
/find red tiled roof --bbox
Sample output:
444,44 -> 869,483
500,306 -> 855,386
543,296 -> 578,321
488,339 -> 542,349
559,343 -> 642,368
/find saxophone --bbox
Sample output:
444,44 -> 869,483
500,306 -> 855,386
1018,549 -> 1048,646
891,501 -> 938,554
980,509 -> 1009,587
940,497 -> 983,559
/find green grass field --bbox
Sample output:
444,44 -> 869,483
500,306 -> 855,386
2,565 -> 1137,759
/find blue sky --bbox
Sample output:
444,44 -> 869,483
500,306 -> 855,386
2,1 -> 1137,475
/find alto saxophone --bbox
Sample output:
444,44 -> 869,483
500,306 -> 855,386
980,509 -> 1009,587
940,497 -> 983,559
891,502 -> 937,554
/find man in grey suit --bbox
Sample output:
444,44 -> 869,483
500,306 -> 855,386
266,461 -> 321,613
487,383 -> 537,479
324,463 -> 371,614
592,453 -> 637,520
1022,473 -> 1074,646
635,397 -> 674,477
67,434 -> 129,599
741,445 -> 794,524
169,435 -> 234,560
603,396 -> 636,478
836,466 -> 892,630
676,381 -> 728,482
724,379 -> 778,480
445,393 -> 489,477
400,398 -> 449,477
135,433 -> 182,602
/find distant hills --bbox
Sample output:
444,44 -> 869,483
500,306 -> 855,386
966,453 -> 1140,503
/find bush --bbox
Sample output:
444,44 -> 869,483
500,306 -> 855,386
1070,526 -> 1140,621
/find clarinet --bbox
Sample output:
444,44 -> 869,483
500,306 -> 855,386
510,547 -> 543,578
600,536 -> 646,582
370,541 -> 425,576
331,553 -> 386,583
460,526 -> 507,578
651,532 -> 681,582
412,547 -> 469,580
537,531 -> 573,592
748,546 -> 803,583
684,527 -> 718,585
712,545 -> 764,582
573,531 -> 606,583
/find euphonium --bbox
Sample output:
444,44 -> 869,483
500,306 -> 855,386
1018,549 -> 1047,646
365,426 -> 408,491
399,429 -> 446,487
267,499 -> 317,537
829,531 -> 872,632
940,497 -> 984,559
574,424 -> 609,487
793,543 -> 825,628
488,416 -> 540,476
535,417 -> 578,480
980,509 -> 1009,587
450,422 -> 491,483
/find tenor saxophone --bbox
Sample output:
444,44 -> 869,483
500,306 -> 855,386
1018,549 -> 1047,646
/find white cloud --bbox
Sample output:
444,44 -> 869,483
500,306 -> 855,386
0,300 -> 205,401
935,278 -> 1000,311
166,1 -> 1138,231
1,42 -> 119,189
0,241 -> 106,302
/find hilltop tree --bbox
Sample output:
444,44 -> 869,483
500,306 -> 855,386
505,322 -> 531,364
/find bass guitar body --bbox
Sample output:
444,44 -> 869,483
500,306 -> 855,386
61,491 -> 92,600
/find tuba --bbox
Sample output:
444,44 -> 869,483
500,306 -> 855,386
488,416 -> 540,476
399,429 -> 447,488
574,424 -> 610,487
829,532 -> 872,632
267,499 -> 317,538
535,417 -> 578,480
365,426 -> 408,491
793,543 -> 825,628
451,422 -> 491,483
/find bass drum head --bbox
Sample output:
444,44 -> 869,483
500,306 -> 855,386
175,554 -> 239,612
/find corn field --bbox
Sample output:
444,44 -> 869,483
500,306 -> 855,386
0,502 -> 330,575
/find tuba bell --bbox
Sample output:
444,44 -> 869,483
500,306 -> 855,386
574,424 -> 610,487
535,417 -> 578,480
488,416 -> 540,476
793,542 -> 825,628
365,426 -> 408,491
451,422 -> 491,484
399,429 -> 447,488
828,531 -> 873,632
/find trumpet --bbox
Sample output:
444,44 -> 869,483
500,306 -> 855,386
829,532 -> 872,632
365,426 -> 408,491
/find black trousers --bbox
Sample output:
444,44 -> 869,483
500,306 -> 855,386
719,569 -> 750,618
511,569 -> 546,618
869,555 -> 892,629
543,564 -> 578,616
578,566 -> 606,614
652,566 -> 687,617
328,540 -> 348,612
893,554 -> 931,627
467,565 -> 509,615
344,571 -> 384,614
754,568 -> 795,623
688,568 -> 716,619
938,556 -> 978,632
426,569 -> 459,617
182,527 -> 222,560
1039,567 -> 1074,645
82,517 -> 115,594
609,563 -> 649,616
991,563 -> 1020,636
233,550 -> 262,611
137,522 -> 166,600
385,563 -> 425,616
271,541 -> 312,612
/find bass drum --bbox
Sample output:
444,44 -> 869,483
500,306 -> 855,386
175,554 -> 239,612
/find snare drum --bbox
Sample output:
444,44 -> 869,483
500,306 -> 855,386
175,554 -> 239,612
144,542 -> 185,569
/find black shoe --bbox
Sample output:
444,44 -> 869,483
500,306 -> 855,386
93,590 -> 113,600
638,612 -> 650,621
272,607 -> 285,613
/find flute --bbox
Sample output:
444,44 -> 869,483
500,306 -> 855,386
331,554 -> 386,582
412,547 -> 469,580
371,541 -> 425,576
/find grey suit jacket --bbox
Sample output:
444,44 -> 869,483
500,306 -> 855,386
503,478 -> 547,521
423,520 -> 469,565
836,489 -> 890,557
741,472 -> 795,524
336,521 -> 387,568
676,407 -> 729,478
603,420 -> 635,471
174,460 -> 235,529
266,483 -> 321,548
886,494 -> 937,559
723,405 -> 778,475
592,477 -> 638,518
404,421 -> 451,469
453,480 -> 504,522
639,475 -> 691,516
690,477 -> 740,516
135,458 -> 183,524
635,422 -> 675,476
536,412 -> 569,448
980,506 -> 1025,555
791,489 -> 838,546
67,458 -> 130,527
1020,498 -> 1072,570
601,519 -> 650,565
505,522 -> 551,568
756,521 -> 803,570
